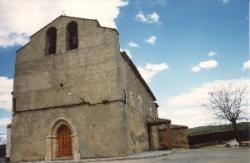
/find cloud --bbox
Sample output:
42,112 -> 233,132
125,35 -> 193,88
242,60 -> 250,70
0,134 -> 6,145
0,0 -> 128,47
166,107 -> 215,128
128,41 -> 139,48
135,11 -> 160,24
0,77 -> 13,111
199,60 -> 218,69
120,48 -> 132,58
159,79 -> 250,127
137,63 -> 169,83
191,66 -> 201,72
208,51 -> 217,57
145,36 -> 156,45
191,59 -> 218,72
221,0 -> 230,4
0,33 -> 29,48
0,118 -> 11,127
0,118 -> 11,142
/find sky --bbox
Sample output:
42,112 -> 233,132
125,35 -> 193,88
0,0 -> 249,137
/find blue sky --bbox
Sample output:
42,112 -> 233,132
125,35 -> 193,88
0,0 -> 249,135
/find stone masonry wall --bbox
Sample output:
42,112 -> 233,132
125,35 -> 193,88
14,16 -> 121,112
171,126 -> 189,148
11,16 -> 128,162
158,123 -> 172,149
118,54 -> 159,153
11,102 -> 128,162
11,16 -> 160,162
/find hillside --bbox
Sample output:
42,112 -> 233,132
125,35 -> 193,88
187,122 -> 250,136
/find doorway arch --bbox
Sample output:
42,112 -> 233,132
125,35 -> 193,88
57,124 -> 72,157
45,117 -> 80,161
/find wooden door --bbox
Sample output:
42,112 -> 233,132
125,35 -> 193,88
57,125 -> 73,157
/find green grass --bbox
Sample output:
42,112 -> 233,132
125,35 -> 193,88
187,122 -> 250,136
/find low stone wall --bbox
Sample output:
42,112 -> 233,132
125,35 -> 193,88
188,130 -> 250,145
171,125 -> 189,148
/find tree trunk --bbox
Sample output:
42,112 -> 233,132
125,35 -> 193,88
232,121 -> 239,142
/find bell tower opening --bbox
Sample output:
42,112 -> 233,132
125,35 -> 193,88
66,21 -> 78,50
45,27 -> 57,55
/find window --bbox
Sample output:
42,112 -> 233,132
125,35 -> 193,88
66,21 -> 78,50
45,27 -> 57,55
130,91 -> 134,106
138,96 -> 142,111
149,107 -> 152,115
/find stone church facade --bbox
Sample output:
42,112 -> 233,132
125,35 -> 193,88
10,16 -> 168,162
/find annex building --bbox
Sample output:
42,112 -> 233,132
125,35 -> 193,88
10,15 -> 181,162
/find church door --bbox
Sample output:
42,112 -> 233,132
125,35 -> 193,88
57,125 -> 73,158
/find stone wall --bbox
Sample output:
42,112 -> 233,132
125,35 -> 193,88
119,53 -> 159,153
11,16 -> 126,162
171,125 -> 189,148
6,124 -> 11,159
158,123 -> 172,149
11,16 -> 160,162
11,102 -> 129,162
13,16 -> 120,112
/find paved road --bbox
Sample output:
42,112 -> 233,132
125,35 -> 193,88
95,147 -> 250,163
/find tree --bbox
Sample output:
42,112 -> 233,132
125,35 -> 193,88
205,85 -> 248,142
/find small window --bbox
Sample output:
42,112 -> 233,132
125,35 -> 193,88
138,96 -> 143,111
149,107 -> 152,115
130,91 -> 134,106
66,21 -> 78,50
45,27 -> 57,55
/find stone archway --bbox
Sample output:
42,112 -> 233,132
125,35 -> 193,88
45,117 -> 80,161
147,116 -> 172,150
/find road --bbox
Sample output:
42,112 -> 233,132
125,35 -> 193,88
94,147 -> 250,163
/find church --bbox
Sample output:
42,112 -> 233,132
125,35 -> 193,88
10,15 -> 176,162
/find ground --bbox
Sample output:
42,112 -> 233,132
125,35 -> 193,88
94,147 -> 250,163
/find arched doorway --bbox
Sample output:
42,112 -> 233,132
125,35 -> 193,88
57,124 -> 73,158
45,117 -> 80,161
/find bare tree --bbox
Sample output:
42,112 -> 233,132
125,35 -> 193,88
206,85 -> 248,141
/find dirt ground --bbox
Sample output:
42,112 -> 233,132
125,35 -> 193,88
94,147 -> 250,163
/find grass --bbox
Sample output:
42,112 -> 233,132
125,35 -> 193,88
187,122 -> 250,136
